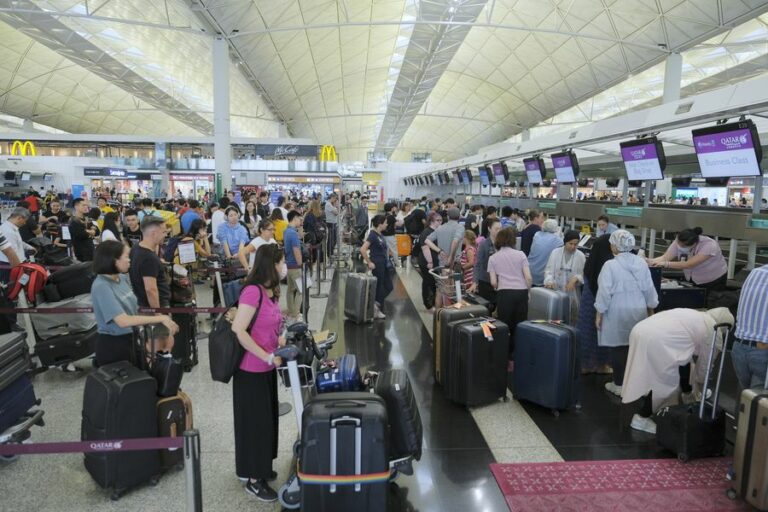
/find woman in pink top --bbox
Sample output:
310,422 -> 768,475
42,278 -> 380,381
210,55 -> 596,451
231,243 -> 287,502
648,227 -> 727,290
487,227 -> 533,361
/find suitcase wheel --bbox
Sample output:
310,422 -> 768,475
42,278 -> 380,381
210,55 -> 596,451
0,453 -> 19,463
279,485 -> 300,509
677,453 -> 689,463
726,488 -> 737,500
551,409 -> 560,418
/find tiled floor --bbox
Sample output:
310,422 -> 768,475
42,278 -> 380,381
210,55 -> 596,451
2,258 -> 741,511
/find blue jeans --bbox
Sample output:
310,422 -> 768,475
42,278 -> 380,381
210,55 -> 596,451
731,341 -> 768,390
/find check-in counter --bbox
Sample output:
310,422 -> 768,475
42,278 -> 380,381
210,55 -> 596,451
745,214 -> 768,244
642,207 -> 750,239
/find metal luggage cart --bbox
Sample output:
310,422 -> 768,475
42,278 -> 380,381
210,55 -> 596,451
429,266 -> 466,305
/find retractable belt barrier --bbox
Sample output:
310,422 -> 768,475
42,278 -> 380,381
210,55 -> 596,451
0,430 -> 203,512
0,263 -> 245,275
0,306 -> 227,314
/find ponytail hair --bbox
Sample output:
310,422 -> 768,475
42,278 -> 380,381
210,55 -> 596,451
677,227 -> 703,246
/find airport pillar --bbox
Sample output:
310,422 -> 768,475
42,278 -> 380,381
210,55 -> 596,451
748,175 -> 764,269
663,53 -> 682,104
213,35 -> 232,197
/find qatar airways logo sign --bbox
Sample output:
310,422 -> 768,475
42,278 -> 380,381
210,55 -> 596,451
89,441 -> 124,451
629,148 -> 646,160
720,134 -> 749,149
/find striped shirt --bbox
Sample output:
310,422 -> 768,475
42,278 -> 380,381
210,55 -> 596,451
735,265 -> 768,344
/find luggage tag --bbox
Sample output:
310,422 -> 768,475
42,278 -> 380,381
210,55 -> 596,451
481,321 -> 495,341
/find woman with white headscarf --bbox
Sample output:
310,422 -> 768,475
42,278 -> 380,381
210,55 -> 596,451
621,307 -> 734,434
595,230 -> 659,397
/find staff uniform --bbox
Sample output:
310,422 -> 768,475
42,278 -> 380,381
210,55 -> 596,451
666,235 -> 727,289
91,274 -> 138,367
487,247 -> 530,357
527,231 -> 563,286
233,285 -> 280,481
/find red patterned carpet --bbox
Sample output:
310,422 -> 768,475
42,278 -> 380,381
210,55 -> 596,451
490,458 -> 750,511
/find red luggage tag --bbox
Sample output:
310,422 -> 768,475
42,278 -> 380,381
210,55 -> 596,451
481,321 -> 494,341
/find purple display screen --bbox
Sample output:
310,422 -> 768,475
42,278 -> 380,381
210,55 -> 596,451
692,127 -> 761,178
621,142 -> 663,181
491,163 -> 506,185
524,159 -> 543,184
551,154 -> 576,183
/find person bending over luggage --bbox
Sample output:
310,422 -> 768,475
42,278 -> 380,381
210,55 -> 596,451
469,217 -> 501,308
621,308 -> 734,434
230,244 -> 287,502
91,240 -> 178,367
647,227 -> 728,291
595,230 -> 659,397
488,227 -> 532,362
528,219 -> 563,286
360,214 -> 393,320
577,234 -> 613,375
416,211 -> 442,312
544,229 -> 586,324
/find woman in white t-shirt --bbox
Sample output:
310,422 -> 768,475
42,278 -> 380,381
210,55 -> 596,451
238,220 -> 278,272
101,212 -> 122,243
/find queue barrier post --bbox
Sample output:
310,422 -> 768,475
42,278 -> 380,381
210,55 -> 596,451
302,261 -> 310,324
184,429 -> 203,512
311,244 -> 328,299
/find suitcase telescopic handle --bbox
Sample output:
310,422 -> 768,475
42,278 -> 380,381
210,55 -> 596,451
325,401 -> 366,409
699,323 -> 730,421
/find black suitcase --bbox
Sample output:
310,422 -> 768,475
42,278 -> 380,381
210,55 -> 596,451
81,361 -> 161,499
34,326 -> 97,367
171,306 -> 198,372
0,375 -> 37,434
300,392 -> 389,512
43,262 -> 95,302
433,304 -> 487,384
444,318 -> 509,406
0,332 -> 31,392
374,369 -> 423,462
655,323 -> 729,462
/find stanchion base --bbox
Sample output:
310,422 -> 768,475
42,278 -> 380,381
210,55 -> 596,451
278,402 -> 292,416
310,292 -> 329,299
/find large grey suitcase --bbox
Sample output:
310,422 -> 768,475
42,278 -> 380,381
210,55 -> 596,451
344,273 -> 377,324
527,287 -> 570,323
0,332 -> 31,392
729,368 -> 768,509
30,294 -> 95,339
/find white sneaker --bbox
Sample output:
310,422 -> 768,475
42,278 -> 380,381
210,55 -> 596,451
630,414 -> 657,434
604,381 -> 622,397
374,308 -> 386,319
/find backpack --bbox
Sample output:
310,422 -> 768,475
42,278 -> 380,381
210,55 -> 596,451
208,287 -> 263,384
164,236 -> 183,263
8,263 -> 48,304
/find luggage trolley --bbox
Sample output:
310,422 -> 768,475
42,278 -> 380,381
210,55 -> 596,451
429,265 -> 465,306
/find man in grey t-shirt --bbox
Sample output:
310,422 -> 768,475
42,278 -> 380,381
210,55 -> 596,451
425,208 -> 465,268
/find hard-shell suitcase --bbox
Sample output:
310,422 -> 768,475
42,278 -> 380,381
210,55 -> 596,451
316,354 -> 362,394
433,303 -> 487,384
655,324 -> 729,462
374,369 -> 423,461
30,293 -> 96,339
81,361 -> 161,498
729,368 -> 768,509
157,390 -> 193,472
300,392 -> 389,512
513,321 -> 579,412
43,262 -> 95,302
171,305 -> 198,372
34,326 -> 97,367
0,332 -> 31,392
444,318 -> 509,406
344,273 -> 377,324
0,375 -> 36,434
396,234 -> 412,257
527,287 -> 570,323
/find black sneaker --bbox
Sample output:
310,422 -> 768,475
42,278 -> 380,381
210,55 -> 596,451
245,479 -> 277,502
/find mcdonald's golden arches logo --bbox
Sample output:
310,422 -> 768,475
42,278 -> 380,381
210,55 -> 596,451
318,145 -> 337,162
10,140 -> 37,156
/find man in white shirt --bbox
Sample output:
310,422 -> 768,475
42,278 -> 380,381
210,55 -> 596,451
0,208 -> 30,283
210,201 -> 226,248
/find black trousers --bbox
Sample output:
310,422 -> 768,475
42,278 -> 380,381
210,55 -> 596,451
638,367 -> 694,417
233,369 -> 278,480
95,333 -> 135,368
696,272 -> 727,291
418,265 -> 436,309
326,222 -> 337,256
610,346 -> 630,386
495,289 -> 529,358
477,280 -> 497,310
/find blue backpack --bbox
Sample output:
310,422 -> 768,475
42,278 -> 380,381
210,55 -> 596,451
164,236 -> 182,262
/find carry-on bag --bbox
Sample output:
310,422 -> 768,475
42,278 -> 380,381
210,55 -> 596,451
299,392 -> 389,512
0,375 -> 37,434
527,287 -> 570,323
432,303 -> 487,384
443,318 -> 509,406
81,361 -> 161,498
42,262 -> 95,302
513,321 -> 580,412
344,273 -> 377,324
0,332 -> 31,392
156,390 -> 193,472
171,304 -> 198,372
34,326 -> 97,367
30,293 -> 96,339
374,369 -> 423,462
396,234 -> 412,257
315,354 -> 362,394
655,323 -> 730,461
728,366 -> 768,509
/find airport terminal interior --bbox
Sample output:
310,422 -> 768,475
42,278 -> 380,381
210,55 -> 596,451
1,1 -> 768,511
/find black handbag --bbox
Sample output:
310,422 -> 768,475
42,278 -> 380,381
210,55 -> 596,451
151,355 -> 184,398
208,291 -> 263,384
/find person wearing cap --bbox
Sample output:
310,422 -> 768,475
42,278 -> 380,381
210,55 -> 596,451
128,215 -> 171,309
595,230 -> 659,397
527,218 -> 564,286
543,229 -> 586,323
621,307 -> 734,434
